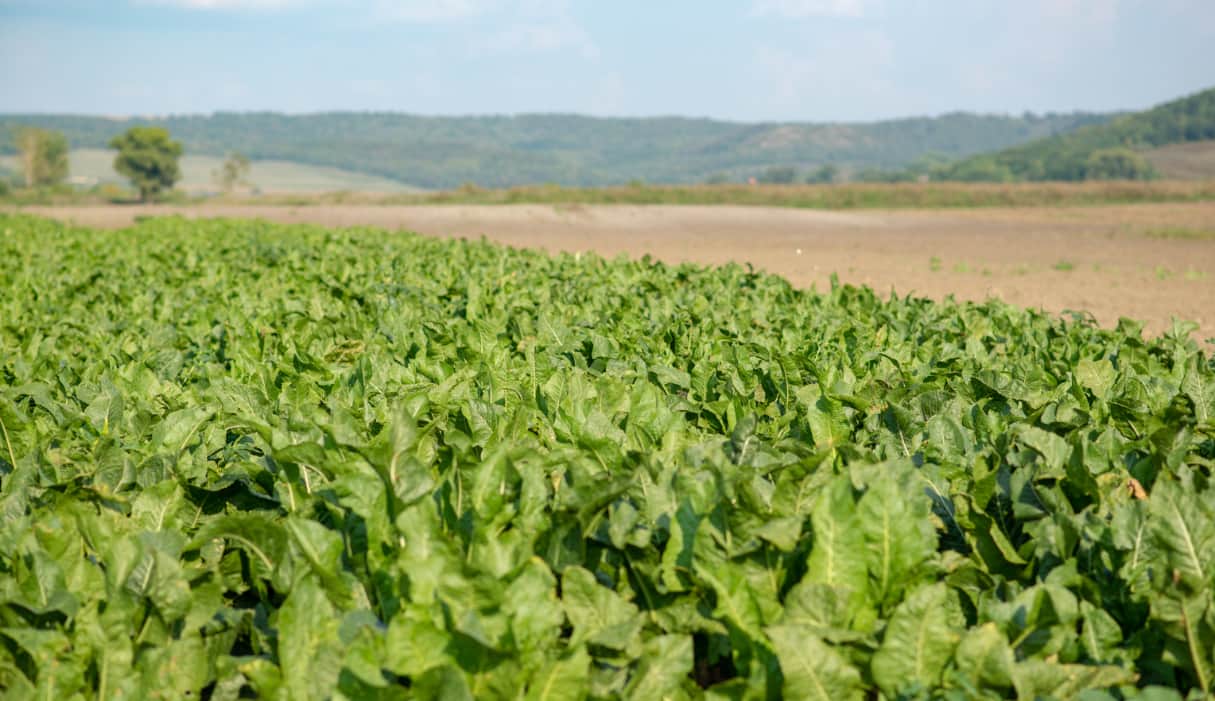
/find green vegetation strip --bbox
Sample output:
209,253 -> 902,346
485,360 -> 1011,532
362,181 -> 1215,209
1143,226 -> 1215,241
1,215 -> 1213,699
8,179 -> 1215,210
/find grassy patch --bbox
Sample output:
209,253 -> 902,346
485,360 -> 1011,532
354,180 -> 1215,209
7,179 -> 1215,210
1143,226 -> 1215,240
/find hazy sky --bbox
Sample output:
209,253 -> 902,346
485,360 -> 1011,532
2,0 -> 1213,121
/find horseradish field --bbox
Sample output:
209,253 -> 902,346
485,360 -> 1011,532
0,214 -> 1212,699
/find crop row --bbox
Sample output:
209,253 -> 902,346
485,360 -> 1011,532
0,215 -> 1212,699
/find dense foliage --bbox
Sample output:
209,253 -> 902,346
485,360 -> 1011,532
935,87 -> 1215,182
109,127 -> 185,202
0,111 -> 1110,188
1,215 -> 1213,699
12,128 -> 69,188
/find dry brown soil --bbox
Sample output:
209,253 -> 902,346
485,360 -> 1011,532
16,202 -> 1215,339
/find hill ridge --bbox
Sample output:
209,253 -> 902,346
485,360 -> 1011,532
931,86 -> 1215,181
1,110 -> 1112,189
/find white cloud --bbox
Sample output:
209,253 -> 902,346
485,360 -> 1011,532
587,71 -> 625,115
374,0 -> 497,22
375,0 -> 599,60
751,0 -> 879,19
483,17 -> 598,58
373,0 -> 579,24
1036,0 -> 1118,26
752,30 -> 896,117
143,0 -> 308,8
1035,0 -> 1117,40
142,0 -> 495,15
139,0 -> 597,58
140,0 -> 596,44
401,0 -> 594,58
993,0 -> 1121,70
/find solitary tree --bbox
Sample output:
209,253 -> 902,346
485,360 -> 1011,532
110,127 -> 183,202
1084,148 -> 1156,181
215,152 -> 251,192
806,164 -> 838,184
14,127 -> 69,187
757,165 -> 798,184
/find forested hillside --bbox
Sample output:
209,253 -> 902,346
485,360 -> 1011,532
933,87 -> 1215,181
0,111 -> 1109,188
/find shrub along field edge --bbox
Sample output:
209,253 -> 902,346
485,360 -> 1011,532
5,179 -> 1215,210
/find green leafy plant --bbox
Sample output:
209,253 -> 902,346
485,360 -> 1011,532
0,214 -> 1212,699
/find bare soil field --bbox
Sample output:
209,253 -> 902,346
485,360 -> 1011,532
14,202 -> 1215,339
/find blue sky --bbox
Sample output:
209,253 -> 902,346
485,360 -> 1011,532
1,0 -> 1213,121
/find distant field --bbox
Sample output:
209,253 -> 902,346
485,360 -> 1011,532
244,179 -> 1215,209
7,178 -> 1215,209
1143,140 -> 1215,179
18,200 -> 1215,338
0,148 -> 422,193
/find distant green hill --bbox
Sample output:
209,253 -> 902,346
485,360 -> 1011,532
932,87 -> 1215,182
0,111 -> 1111,189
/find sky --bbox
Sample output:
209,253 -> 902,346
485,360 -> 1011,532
1,0 -> 1213,123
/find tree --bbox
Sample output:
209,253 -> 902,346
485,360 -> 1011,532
757,166 -> 798,184
938,157 -> 1015,183
109,127 -> 183,202
1083,148 -> 1156,180
215,152 -> 251,192
806,164 -> 838,184
855,167 -> 916,183
14,127 -> 69,187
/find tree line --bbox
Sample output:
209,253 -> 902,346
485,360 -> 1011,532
2,126 -> 251,200
0,110 -> 1113,190
923,86 -> 1215,182
5,86 -> 1210,195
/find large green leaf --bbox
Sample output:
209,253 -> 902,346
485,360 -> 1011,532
561,566 -> 642,652
870,583 -> 964,695
623,634 -> 693,700
857,466 -> 938,610
277,576 -> 343,701
954,623 -> 1016,690
1149,480 -> 1215,594
802,478 -> 872,625
1011,659 -> 1136,700
766,624 -> 863,701
524,648 -> 591,701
